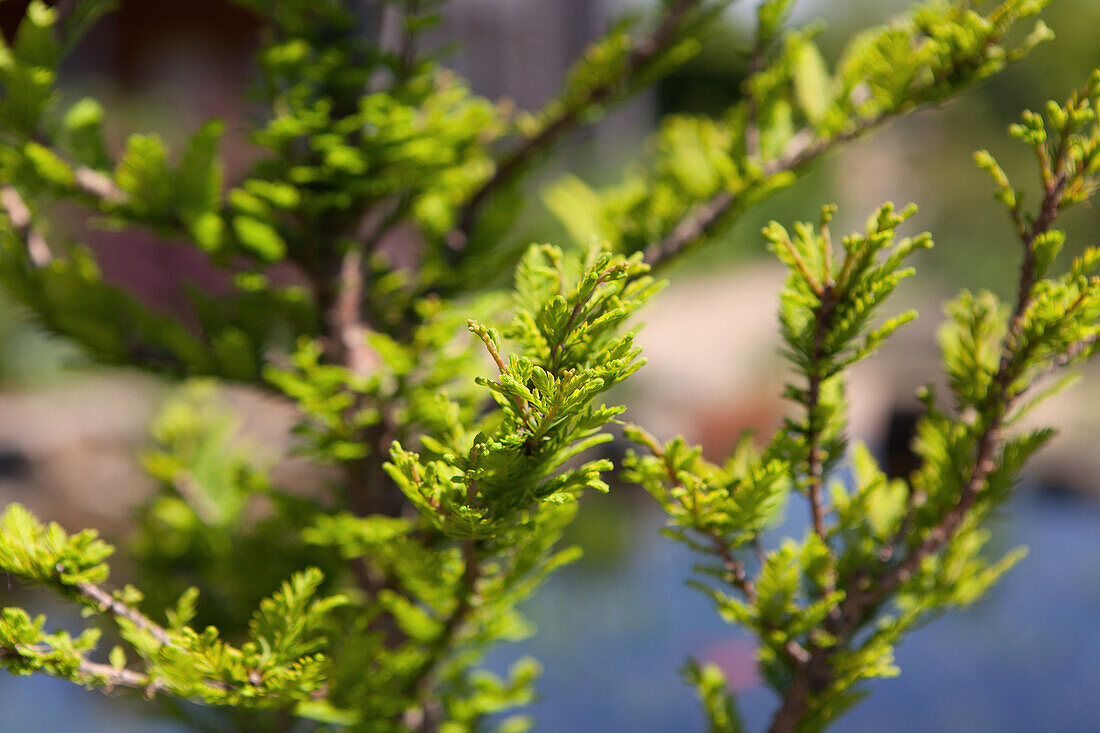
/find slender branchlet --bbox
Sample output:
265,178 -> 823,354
628,67 -> 1100,733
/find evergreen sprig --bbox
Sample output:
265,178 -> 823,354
545,0 -> 1053,268
626,68 -> 1100,732
0,0 -> 1089,730
0,503 -> 346,709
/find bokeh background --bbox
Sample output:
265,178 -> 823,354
1,1 -> 1099,730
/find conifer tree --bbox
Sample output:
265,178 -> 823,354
0,1 -> 1094,731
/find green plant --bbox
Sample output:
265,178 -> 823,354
1,0 -> 1095,731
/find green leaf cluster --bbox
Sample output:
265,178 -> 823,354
0,502 -> 346,710
1,0 -> 1094,730
388,244 -> 660,535
625,67 -> 1100,731
544,0 -> 1051,264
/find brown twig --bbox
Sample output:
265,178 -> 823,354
1,644 -> 165,694
637,430 -> 818,669
706,530 -> 756,603
73,578 -> 173,647
646,18 -> 1026,274
73,167 -> 127,205
308,210 -> 399,520
643,117 -> 888,269
1,185 -> 53,266
325,248 -> 380,376
63,577 -> 268,696
471,321 -> 534,427
637,429 -> 758,603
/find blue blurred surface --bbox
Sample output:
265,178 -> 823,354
1,489 -> 1098,732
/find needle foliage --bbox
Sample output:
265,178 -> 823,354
0,1 -> 1095,731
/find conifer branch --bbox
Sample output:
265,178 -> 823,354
72,166 -> 127,205
1023,333 -> 1099,392
643,120 -> 884,269
645,11 -> 1025,272
71,578 -> 271,696
648,436 -> 757,604
446,0 -> 704,253
804,286 -> 837,544
0,644 -> 164,693
842,162 -> 1071,627
635,428 -> 812,672
74,579 -> 173,647
767,90 -> 1095,729
0,2 -> 1079,730
1,185 -> 53,266
324,248 -> 379,377
1,563 -> 294,700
